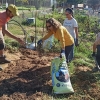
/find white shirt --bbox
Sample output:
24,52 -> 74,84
63,18 -> 78,39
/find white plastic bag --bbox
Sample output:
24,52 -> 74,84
43,35 -> 54,49
51,53 -> 74,94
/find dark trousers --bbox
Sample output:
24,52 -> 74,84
68,39 -> 76,62
96,45 -> 100,66
65,44 -> 74,62
96,55 -> 100,66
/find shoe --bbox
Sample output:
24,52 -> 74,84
92,67 -> 100,72
0,56 -> 10,64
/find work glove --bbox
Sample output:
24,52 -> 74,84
92,52 -> 96,57
37,39 -> 42,45
61,49 -> 65,53
75,38 -> 79,46
60,49 -> 65,58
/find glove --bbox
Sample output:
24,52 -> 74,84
92,52 -> 96,57
60,50 -> 65,58
61,49 -> 65,53
75,38 -> 79,46
37,39 -> 42,45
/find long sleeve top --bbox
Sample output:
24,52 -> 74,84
42,26 -> 74,48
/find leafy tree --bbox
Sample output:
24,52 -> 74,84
67,0 -> 83,5
56,0 -> 66,3
56,0 -> 83,5
87,0 -> 100,10
16,0 -> 28,3
32,0 -> 50,10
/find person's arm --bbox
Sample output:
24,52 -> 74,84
93,43 -> 97,52
58,27 -> 65,50
92,36 -> 100,55
73,19 -> 79,46
92,42 -> 97,57
42,31 -> 53,41
74,27 -> 78,39
73,19 -> 78,39
2,25 -> 24,45
93,37 -> 100,53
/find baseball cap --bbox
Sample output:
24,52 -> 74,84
7,4 -> 19,16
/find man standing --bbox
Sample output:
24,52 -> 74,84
0,4 -> 24,64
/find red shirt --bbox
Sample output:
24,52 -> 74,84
0,11 -> 10,30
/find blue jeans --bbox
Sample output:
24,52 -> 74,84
65,44 -> 74,63
68,39 -> 76,62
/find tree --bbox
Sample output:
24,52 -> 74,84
67,0 -> 83,5
56,0 -> 83,5
32,0 -> 50,10
16,0 -> 29,5
16,0 -> 28,3
87,0 -> 100,10
56,0 -> 66,3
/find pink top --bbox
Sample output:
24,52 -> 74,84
0,11 -> 10,30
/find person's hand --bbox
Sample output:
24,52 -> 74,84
60,49 -> 65,58
17,38 -> 25,45
92,52 -> 96,57
75,38 -> 79,46
37,39 -> 43,45
61,49 -> 65,53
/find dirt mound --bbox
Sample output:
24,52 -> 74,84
0,48 -> 58,100
0,48 -> 100,100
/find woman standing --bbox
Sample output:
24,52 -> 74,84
38,18 -> 74,62
63,8 -> 79,62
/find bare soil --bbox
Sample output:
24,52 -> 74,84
0,48 -> 100,100
0,48 -> 57,100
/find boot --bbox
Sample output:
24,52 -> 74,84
0,56 -> 10,64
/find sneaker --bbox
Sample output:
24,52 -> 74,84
0,56 -> 10,64
92,67 -> 100,72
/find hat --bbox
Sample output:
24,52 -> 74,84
8,4 -> 19,16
